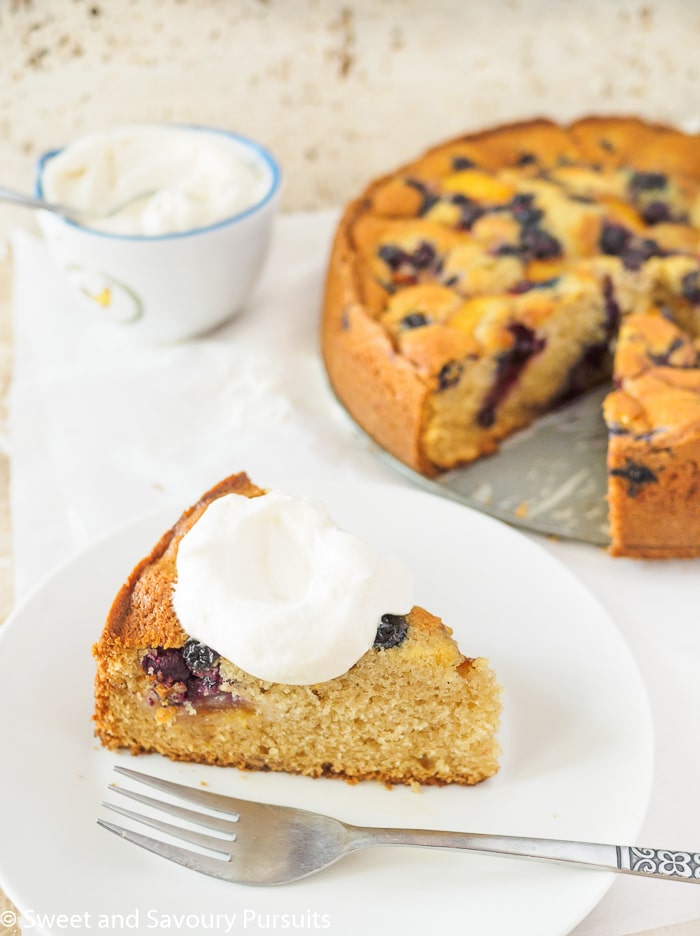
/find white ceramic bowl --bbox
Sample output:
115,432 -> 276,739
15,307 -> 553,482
35,126 -> 281,343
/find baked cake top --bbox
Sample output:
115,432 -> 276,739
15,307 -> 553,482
328,117 -> 700,459
351,118 -> 700,361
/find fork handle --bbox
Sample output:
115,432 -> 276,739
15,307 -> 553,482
347,828 -> 700,883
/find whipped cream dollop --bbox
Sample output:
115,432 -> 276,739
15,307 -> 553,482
171,492 -> 414,685
42,125 -> 271,236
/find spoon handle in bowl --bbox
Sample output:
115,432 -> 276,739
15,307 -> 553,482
0,186 -> 71,218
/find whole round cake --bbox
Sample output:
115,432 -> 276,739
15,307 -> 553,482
321,117 -> 700,558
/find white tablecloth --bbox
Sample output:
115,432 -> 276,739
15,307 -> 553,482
9,213 -> 700,936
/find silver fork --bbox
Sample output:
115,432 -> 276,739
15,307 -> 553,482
99,766 -> 700,886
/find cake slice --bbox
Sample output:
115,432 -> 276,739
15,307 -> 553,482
605,313 -> 700,557
93,472 -> 502,786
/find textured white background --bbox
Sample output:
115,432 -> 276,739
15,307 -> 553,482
1,0 -> 700,229
2,3 -> 700,935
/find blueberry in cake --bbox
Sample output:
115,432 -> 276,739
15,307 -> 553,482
93,473 -> 501,786
321,117 -> 700,558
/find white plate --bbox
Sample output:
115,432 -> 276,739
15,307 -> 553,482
0,480 -> 652,936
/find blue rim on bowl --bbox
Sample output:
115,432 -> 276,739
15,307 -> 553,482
34,124 -> 282,243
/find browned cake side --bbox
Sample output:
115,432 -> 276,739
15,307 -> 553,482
322,200 -> 436,475
322,116 -> 700,557
605,330 -> 700,558
94,473 -> 501,786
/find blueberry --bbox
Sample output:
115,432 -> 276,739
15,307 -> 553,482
509,277 -> 560,295
510,193 -> 534,211
378,244 -> 411,270
476,403 -> 497,429
510,193 -> 543,228
494,243 -> 521,257
374,613 -> 409,650
649,337 -> 685,366
682,271 -> 700,304
515,207 -> 544,229
405,178 -> 440,216
508,280 -> 534,294
477,324 -> 546,427
504,323 -> 546,362
621,238 -> 664,270
401,311 -> 430,329
141,648 -> 190,684
420,193 -> 441,215
529,277 -> 560,291
182,639 -> 220,673
610,460 -> 658,496
412,241 -> 436,269
558,341 -> 610,401
452,196 -> 485,230
629,171 -> 667,197
437,360 -> 463,390
603,276 -> 621,336
641,200 -> 671,225
599,138 -> 616,153
452,156 -> 476,170
188,668 -> 221,698
599,221 -> 631,256
516,152 -> 537,166
520,226 -> 562,260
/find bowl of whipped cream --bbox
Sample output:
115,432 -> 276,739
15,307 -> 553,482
35,124 -> 281,342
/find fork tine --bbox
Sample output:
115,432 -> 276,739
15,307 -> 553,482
113,766 -> 243,817
109,784 -> 236,835
102,802 -> 234,857
97,819 -> 236,882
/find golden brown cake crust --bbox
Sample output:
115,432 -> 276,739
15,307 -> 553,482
321,116 -> 700,557
102,472 -> 264,648
322,198 -> 437,475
